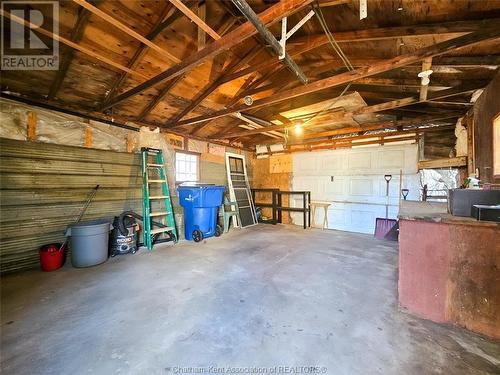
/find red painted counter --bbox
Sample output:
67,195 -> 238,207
398,201 -> 500,339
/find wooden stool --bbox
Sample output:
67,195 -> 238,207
311,201 -> 331,229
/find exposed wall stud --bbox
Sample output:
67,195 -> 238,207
27,111 -> 36,141
84,127 -> 92,148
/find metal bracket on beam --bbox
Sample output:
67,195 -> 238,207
279,10 -> 315,60
231,0 -> 308,84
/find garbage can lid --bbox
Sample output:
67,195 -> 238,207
70,219 -> 110,228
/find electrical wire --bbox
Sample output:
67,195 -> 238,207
295,2 -> 355,128
312,2 -> 354,71
282,3 -> 356,146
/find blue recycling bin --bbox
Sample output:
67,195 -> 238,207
177,184 -> 225,242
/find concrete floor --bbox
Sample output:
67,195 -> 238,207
1,225 -> 499,375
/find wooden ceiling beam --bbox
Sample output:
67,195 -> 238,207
47,4 -> 94,99
197,1 -> 206,50
138,20 -> 255,123
304,56 -> 500,80
300,114 -> 461,140
190,70 -> 279,138
289,136 -> 419,151
231,0 -> 308,84
318,0 -> 350,7
99,0 -> 314,111
0,8 -> 148,79
101,3 -> 181,107
285,124 -> 457,147
136,76 -> 185,121
175,28 -> 500,128
169,0 -> 220,40
221,18 -> 500,84
165,45 -> 262,126
218,83 -> 479,139
73,0 -> 181,63
357,82 -> 482,113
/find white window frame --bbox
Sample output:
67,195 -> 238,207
175,151 -> 200,183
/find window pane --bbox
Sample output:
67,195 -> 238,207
176,152 -> 198,182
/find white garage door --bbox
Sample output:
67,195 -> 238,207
291,144 -> 421,234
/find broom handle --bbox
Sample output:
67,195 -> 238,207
59,185 -> 100,251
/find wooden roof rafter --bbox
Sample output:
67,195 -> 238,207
219,82 -> 482,139
173,27 -> 500,129
168,0 -> 220,41
72,0 -> 181,63
47,3 -> 96,100
101,3 -> 182,106
220,18 -> 500,85
188,63 -> 288,137
136,16 -> 259,123
0,8 -> 148,79
99,0 -> 315,111
164,44 -> 262,127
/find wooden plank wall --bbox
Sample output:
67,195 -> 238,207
473,70 -> 500,184
0,138 -> 147,273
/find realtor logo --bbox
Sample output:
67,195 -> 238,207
1,1 -> 59,70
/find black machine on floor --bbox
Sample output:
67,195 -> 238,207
110,215 -> 138,256
109,211 -> 176,256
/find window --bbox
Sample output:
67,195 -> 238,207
175,151 -> 199,182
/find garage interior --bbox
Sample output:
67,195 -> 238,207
1,0 -> 499,374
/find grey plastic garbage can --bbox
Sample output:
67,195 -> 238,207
66,219 -> 110,267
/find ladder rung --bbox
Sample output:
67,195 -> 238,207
149,180 -> 166,183
149,195 -> 170,200
147,164 -> 164,168
149,211 -> 171,217
150,227 -> 174,235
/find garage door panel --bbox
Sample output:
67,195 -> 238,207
348,151 -> 372,170
322,154 -> 344,172
378,150 -> 405,169
293,176 -> 323,197
351,209 -> 376,233
350,178 -> 374,196
325,176 -> 345,197
328,207 -> 347,227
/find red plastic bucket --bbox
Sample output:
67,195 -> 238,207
39,243 -> 65,272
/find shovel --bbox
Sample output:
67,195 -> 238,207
374,175 -> 397,239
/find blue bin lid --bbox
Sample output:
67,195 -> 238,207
177,183 -> 224,189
